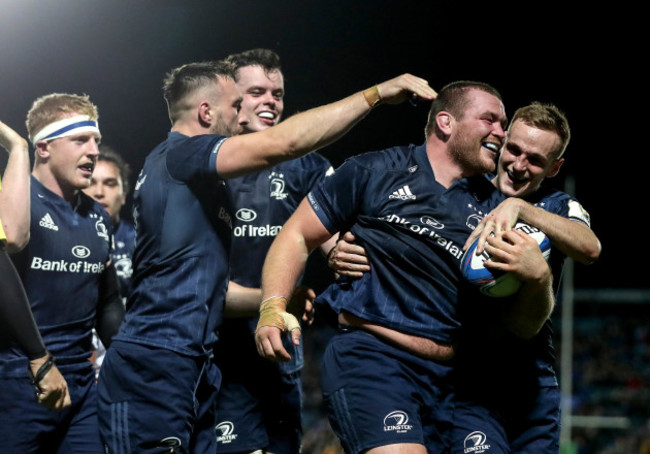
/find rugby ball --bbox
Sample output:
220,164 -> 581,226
461,222 -> 551,297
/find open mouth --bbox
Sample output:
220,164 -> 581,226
482,142 -> 500,154
79,162 -> 94,176
258,111 -> 277,124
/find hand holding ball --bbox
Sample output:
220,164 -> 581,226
461,222 -> 551,297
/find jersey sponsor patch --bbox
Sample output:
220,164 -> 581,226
30,256 -> 106,274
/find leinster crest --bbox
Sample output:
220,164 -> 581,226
269,171 -> 288,200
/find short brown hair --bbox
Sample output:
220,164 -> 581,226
162,60 -> 236,123
424,81 -> 502,139
510,102 -> 571,160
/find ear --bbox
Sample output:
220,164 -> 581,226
436,112 -> 453,136
547,158 -> 564,178
198,101 -> 211,126
35,141 -> 50,160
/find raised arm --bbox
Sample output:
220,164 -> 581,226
0,121 -> 31,252
464,197 -> 601,265
255,198 -> 334,361
217,74 -> 436,178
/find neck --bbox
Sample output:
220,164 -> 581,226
425,139 -> 465,189
31,167 -> 78,202
171,119 -> 210,138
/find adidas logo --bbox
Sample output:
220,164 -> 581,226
389,185 -> 416,200
39,213 -> 59,231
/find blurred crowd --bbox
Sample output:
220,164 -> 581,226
299,303 -> 650,454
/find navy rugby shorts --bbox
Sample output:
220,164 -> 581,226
321,328 -> 453,453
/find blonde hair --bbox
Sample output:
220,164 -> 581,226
26,93 -> 99,143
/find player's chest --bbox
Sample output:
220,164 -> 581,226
31,200 -> 111,260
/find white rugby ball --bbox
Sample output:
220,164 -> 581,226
461,222 -> 551,297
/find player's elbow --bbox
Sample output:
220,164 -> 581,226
584,238 -> 602,264
576,237 -> 602,265
3,230 -> 30,253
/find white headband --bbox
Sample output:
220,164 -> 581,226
31,115 -> 101,144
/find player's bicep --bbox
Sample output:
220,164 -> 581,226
280,197 -> 334,252
216,134 -> 282,179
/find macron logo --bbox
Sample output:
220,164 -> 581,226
389,185 -> 416,200
39,213 -> 59,231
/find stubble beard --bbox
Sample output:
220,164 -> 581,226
449,134 -> 496,177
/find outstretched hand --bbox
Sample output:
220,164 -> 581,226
376,73 -> 437,106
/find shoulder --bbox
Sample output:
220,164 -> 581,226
528,185 -> 591,226
275,152 -> 332,172
345,144 -> 418,172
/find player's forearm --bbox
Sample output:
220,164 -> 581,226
261,228 -> 311,304
517,201 -> 601,265
501,271 -> 554,339
225,281 -> 262,318
0,133 -> 31,252
218,91 -> 372,178
218,74 -> 437,178
0,250 -> 47,359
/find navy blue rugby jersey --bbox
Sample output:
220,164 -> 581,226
456,184 -> 593,388
228,153 -> 332,287
1,177 -> 112,375
115,132 -> 232,357
111,220 -> 135,300
221,154 -> 331,374
310,143 -> 505,344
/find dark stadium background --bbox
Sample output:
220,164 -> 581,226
1,2 -> 645,451
1,0 -> 637,290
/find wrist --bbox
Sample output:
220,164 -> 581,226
29,352 -> 56,384
259,296 -> 287,313
362,85 -> 382,109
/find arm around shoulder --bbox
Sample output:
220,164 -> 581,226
516,199 -> 601,265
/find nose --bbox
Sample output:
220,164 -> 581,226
493,122 -> 506,139
89,180 -> 103,198
88,137 -> 100,156
513,156 -> 528,172
261,92 -> 275,107
237,110 -> 250,127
